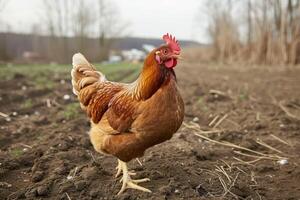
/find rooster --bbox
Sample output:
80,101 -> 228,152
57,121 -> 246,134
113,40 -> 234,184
71,33 -> 184,195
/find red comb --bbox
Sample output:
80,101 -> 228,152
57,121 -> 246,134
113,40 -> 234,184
163,33 -> 181,52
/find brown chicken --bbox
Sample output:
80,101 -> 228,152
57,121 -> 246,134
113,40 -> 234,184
71,33 -> 184,195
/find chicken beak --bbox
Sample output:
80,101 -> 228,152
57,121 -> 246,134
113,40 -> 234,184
155,51 -> 160,55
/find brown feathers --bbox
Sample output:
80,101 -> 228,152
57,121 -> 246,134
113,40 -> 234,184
133,51 -> 173,100
106,51 -> 174,132
86,82 -> 123,123
71,52 -> 184,162
71,53 -> 123,123
71,51 -> 174,129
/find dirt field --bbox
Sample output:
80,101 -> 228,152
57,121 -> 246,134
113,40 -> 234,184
0,61 -> 300,200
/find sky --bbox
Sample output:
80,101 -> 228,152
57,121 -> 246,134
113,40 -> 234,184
1,0 -> 209,43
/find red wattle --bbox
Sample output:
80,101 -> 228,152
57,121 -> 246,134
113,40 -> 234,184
165,58 -> 177,68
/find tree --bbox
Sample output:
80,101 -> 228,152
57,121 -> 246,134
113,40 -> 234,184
96,0 -> 127,60
42,0 -> 73,62
201,0 -> 300,65
41,0 -> 127,63
205,0 -> 240,63
0,0 -> 8,61
71,0 -> 94,53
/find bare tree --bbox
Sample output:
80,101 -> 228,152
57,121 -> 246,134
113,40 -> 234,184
42,0 -> 74,62
205,0 -> 240,63
0,0 -> 8,61
41,0 -> 127,62
201,0 -> 300,65
247,0 -> 252,43
96,0 -> 127,60
71,0 -> 94,53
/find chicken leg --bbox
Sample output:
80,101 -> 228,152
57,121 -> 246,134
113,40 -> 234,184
115,159 -> 136,177
116,159 -> 151,195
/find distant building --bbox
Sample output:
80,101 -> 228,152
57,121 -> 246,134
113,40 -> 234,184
108,55 -> 122,63
22,51 -> 42,62
121,48 -> 146,62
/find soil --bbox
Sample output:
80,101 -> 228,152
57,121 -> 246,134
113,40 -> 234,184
0,62 -> 300,200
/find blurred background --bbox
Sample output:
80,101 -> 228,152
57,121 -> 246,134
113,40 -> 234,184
0,0 -> 300,65
0,0 -> 200,64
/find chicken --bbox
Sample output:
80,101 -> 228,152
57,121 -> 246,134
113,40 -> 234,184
71,33 -> 184,195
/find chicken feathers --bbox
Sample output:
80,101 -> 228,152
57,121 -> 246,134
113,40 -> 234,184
71,51 -> 184,162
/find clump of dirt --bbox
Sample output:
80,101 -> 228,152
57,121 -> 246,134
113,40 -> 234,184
1,63 -> 300,200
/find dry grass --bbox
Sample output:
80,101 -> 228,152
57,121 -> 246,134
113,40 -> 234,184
278,100 -> 300,121
202,1 -> 300,65
198,162 -> 260,199
182,120 -> 291,199
183,121 -> 289,164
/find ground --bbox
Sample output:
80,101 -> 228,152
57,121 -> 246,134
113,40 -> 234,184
0,61 -> 300,200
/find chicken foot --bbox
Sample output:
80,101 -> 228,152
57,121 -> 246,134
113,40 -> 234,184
116,159 -> 151,195
115,159 -> 136,177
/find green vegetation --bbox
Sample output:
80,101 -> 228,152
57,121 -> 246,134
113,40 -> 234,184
239,91 -> 249,101
197,96 -> 208,111
9,148 -> 23,157
0,62 -> 141,83
34,75 -> 55,90
1,62 -> 142,121
21,99 -> 33,109
59,102 -> 81,120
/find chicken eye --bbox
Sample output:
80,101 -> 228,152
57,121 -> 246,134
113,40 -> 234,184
163,49 -> 168,54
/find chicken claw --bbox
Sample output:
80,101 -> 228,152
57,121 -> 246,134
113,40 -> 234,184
116,159 -> 151,195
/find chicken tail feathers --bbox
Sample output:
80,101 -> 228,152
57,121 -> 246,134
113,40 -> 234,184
71,53 -> 106,96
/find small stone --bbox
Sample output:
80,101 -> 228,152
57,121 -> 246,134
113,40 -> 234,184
32,171 -> 44,182
277,159 -> 288,165
174,189 -> 180,194
12,112 -> 18,116
192,117 -> 199,122
63,94 -> 71,100
37,185 -> 49,196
